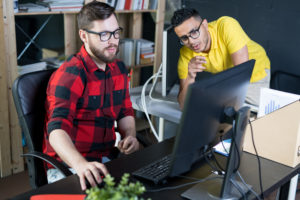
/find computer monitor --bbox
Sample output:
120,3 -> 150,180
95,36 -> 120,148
161,25 -> 181,96
169,60 -> 255,199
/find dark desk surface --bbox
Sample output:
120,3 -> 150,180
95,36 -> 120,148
11,138 -> 299,200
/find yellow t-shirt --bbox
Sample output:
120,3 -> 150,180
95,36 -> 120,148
177,16 -> 270,83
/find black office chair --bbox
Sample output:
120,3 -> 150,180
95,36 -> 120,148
270,70 -> 300,95
12,69 -> 73,189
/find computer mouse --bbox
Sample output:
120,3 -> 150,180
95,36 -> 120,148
85,176 -> 106,189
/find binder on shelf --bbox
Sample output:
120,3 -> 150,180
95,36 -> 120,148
149,0 -> 158,10
115,0 -> 126,10
118,38 -> 135,67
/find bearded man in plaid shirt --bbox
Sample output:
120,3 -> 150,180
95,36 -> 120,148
43,1 -> 140,190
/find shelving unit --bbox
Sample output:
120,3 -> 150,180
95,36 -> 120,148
0,0 -> 165,176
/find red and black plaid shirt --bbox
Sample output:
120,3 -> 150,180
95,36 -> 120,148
43,45 -> 134,165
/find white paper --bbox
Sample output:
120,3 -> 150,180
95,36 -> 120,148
213,139 -> 231,157
257,88 -> 300,118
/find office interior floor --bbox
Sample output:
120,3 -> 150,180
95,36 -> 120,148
1,169 -> 300,200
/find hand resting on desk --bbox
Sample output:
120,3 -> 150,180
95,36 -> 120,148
118,135 -> 140,154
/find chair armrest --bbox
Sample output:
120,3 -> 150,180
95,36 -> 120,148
22,151 -> 73,177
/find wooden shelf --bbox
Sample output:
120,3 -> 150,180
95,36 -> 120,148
127,63 -> 154,69
14,9 -> 157,16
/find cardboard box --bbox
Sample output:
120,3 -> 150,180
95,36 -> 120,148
243,100 -> 300,167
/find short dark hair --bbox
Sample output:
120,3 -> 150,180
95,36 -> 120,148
77,1 -> 116,30
171,8 -> 201,28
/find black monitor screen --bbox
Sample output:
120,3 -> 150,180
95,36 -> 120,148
162,26 -> 181,96
169,59 -> 255,177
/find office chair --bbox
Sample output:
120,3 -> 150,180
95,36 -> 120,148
12,68 -> 73,189
270,70 -> 300,95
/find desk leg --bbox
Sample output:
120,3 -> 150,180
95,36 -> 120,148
278,174 -> 298,200
158,117 -> 164,142
287,174 -> 298,200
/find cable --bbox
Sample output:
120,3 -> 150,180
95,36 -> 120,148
230,179 -> 247,200
140,72 -> 161,141
140,62 -> 178,141
203,152 -> 223,175
146,175 -> 223,193
211,153 -> 225,172
249,119 -> 264,199
237,171 -> 262,200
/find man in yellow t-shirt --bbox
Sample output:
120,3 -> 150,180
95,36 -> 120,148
171,8 -> 270,109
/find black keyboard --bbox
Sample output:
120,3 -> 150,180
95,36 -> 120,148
132,154 -> 173,184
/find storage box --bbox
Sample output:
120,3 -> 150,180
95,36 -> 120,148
243,100 -> 300,167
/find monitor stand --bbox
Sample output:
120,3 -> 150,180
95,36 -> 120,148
181,106 -> 252,200
181,174 -> 251,200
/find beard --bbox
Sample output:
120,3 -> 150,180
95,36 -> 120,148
89,42 -> 119,63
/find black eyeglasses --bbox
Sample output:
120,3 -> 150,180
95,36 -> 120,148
84,27 -> 123,42
179,20 -> 204,45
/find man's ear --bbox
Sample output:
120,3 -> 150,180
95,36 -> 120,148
202,19 -> 209,29
79,29 -> 87,43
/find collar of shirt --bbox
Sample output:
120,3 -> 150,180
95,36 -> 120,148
207,24 -> 218,51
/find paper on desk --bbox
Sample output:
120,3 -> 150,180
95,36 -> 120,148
257,88 -> 300,118
213,139 -> 231,157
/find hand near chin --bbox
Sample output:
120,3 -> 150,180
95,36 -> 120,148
188,56 -> 206,80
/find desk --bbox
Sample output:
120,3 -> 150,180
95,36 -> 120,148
11,138 -> 300,200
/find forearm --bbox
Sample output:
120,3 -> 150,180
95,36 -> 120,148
49,129 -> 86,168
117,116 -> 136,138
178,78 -> 194,110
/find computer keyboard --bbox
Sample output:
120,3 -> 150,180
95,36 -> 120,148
132,154 -> 173,184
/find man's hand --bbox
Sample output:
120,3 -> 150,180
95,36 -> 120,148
74,160 -> 109,191
118,135 -> 139,154
187,56 -> 206,80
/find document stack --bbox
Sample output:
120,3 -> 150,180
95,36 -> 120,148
136,39 -> 154,65
37,0 -> 84,12
18,3 -> 49,12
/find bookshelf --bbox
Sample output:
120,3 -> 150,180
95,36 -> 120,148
0,0 -> 165,176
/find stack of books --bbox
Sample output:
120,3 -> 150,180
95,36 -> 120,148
18,3 -> 49,12
136,39 -> 154,65
37,0 -> 84,12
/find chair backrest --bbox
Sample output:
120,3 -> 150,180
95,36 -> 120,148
12,68 -> 56,188
270,71 -> 300,95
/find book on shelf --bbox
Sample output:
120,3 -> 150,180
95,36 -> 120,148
140,57 -> 154,65
140,52 -> 154,59
92,0 -> 156,11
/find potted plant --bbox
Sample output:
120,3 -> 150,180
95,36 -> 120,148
85,173 -> 149,200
